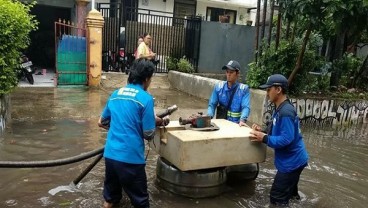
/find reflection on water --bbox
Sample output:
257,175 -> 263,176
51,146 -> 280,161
48,183 -> 79,196
0,88 -> 367,207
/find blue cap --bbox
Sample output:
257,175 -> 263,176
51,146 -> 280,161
259,74 -> 288,89
222,60 -> 241,71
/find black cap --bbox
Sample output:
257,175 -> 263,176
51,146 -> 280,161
222,60 -> 241,71
259,74 -> 288,89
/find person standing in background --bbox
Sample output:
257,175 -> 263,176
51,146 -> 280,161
136,33 -> 156,60
134,36 -> 144,58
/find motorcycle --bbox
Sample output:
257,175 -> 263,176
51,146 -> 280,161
18,54 -> 34,85
102,49 -> 129,74
115,48 -> 129,74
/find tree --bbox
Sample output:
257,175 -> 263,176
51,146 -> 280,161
0,0 -> 37,94
279,0 -> 368,88
325,0 -> 368,87
279,0 -> 327,85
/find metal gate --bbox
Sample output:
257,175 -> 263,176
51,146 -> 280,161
125,8 -> 201,72
55,19 -> 87,85
97,3 -> 201,73
97,2 -> 122,72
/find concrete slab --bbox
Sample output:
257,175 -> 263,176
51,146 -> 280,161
18,68 -> 56,88
150,119 -> 267,171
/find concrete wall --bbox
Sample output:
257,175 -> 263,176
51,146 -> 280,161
357,43 -> 368,59
139,0 -> 174,14
290,99 -> 368,126
263,98 -> 368,126
168,71 -> 368,126
197,22 -> 255,81
0,95 -> 11,136
21,0 -> 75,23
168,70 -> 266,125
196,1 -> 252,25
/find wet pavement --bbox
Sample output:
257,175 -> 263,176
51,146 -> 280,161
0,86 -> 367,208
18,68 -> 55,88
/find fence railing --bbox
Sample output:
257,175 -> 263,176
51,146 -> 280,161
125,9 -> 201,72
97,3 -> 201,73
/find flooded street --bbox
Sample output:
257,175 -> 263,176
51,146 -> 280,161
1,86 -> 367,208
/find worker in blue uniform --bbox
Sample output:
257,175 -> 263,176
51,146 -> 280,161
98,59 -> 168,208
207,60 -> 250,126
250,74 -> 309,206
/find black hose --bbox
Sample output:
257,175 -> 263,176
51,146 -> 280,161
72,153 -> 103,186
157,105 -> 178,118
0,147 -> 104,168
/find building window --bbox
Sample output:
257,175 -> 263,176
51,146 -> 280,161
142,0 -> 149,6
206,7 -> 237,24
123,0 -> 138,21
174,0 -> 196,25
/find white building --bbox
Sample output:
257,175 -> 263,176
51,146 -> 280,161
95,0 -> 260,25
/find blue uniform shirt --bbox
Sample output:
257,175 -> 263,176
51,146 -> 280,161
267,100 -> 309,173
208,81 -> 250,123
101,84 -> 156,164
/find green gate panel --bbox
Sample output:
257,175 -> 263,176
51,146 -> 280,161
56,35 -> 87,85
57,73 -> 87,85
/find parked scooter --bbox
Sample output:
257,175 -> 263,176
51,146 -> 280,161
102,49 -> 128,74
18,54 -> 34,85
116,48 -> 129,74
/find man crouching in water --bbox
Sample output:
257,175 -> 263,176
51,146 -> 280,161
98,59 -> 168,208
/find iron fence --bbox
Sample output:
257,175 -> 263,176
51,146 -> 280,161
125,8 -> 201,72
97,3 -> 201,73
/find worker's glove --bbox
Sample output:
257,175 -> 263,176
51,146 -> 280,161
161,116 -> 170,126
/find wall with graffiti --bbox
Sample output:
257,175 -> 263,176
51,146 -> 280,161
263,98 -> 368,126
0,95 -> 10,135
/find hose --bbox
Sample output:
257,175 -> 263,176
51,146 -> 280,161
0,147 -> 104,168
72,153 -> 103,186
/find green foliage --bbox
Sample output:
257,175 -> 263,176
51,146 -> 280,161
248,40 -> 298,88
0,66 -> 18,94
165,45 -> 186,71
165,56 -> 178,71
177,56 -> 194,74
0,0 -> 37,94
170,45 -> 184,60
280,0 -> 368,43
333,53 -> 363,87
275,0 -> 368,91
166,52 -> 194,74
247,39 -> 328,94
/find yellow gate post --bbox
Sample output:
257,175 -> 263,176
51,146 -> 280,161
86,9 -> 104,86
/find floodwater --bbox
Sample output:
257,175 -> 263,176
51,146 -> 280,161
1,86 -> 367,208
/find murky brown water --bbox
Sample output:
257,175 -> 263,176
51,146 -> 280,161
1,87 -> 367,208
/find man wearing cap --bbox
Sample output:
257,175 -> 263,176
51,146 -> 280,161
207,60 -> 250,126
249,74 -> 309,206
